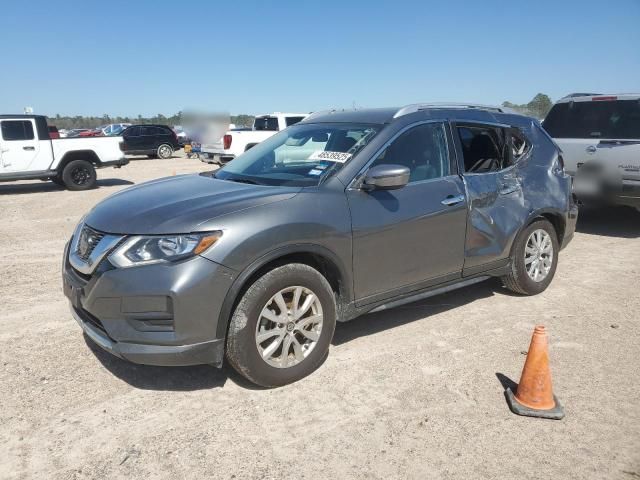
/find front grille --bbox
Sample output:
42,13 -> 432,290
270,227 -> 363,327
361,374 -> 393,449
76,226 -> 105,261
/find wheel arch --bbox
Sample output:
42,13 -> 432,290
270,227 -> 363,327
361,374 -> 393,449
510,208 -> 566,257
58,150 -> 101,172
215,244 -> 352,340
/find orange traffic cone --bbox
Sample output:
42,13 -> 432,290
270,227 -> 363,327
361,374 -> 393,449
505,325 -> 565,419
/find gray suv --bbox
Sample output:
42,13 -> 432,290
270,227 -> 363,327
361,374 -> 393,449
543,94 -> 640,210
63,104 -> 578,387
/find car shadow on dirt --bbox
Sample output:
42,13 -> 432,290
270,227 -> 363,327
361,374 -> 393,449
576,205 -> 640,238
332,278 -> 502,346
0,178 -> 133,195
83,334 -> 268,391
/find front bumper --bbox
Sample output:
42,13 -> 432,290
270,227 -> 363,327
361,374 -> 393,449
63,241 -> 235,366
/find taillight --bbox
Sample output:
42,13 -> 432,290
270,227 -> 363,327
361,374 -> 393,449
223,134 -> 232,150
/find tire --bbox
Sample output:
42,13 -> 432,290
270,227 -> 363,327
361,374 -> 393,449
226,263 -> 337,387
61,160 -> 97,191
502,219 -> 559,295
157,144 -> 173,159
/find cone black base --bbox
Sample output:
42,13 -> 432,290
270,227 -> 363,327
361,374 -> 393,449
505,387 -> 565,420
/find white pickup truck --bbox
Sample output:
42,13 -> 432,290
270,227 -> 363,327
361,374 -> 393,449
0,115 -> 128,190
201,112 -> 308,165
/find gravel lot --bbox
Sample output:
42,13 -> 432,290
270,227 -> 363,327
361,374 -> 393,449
1,153 -> 639,480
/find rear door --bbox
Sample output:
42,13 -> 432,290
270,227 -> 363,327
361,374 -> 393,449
347,121 -> 468,304
0,119 -> 41,172
452,122 -> 529,275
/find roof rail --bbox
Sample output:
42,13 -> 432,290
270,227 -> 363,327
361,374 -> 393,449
394,103 -> 506,118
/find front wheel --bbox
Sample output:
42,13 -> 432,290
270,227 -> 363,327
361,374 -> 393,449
157,144 -> 173,159
61,160 -> 97,191
502,219 -> 559,295
226,263 -> 337,387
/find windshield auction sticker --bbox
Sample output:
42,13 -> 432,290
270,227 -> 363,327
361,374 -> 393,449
308,151 -> 352,163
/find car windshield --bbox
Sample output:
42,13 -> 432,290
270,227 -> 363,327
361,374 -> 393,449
215,123 -> 380,187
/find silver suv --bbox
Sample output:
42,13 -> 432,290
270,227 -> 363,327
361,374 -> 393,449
543,94 -> 640,210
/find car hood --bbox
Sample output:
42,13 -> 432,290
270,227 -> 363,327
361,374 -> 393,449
85,174 -> 301,234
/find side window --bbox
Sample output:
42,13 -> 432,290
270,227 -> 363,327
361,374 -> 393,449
124,126 -> 140,137
509,128 -> 531,163
456,125 -> 508,173
285,116 -> 305,127
370,123 -> 450,183
141,126 -> 157,136
1,120 -> 35,141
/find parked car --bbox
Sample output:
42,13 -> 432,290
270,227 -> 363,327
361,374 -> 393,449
120,124 -> 182,159
201,112 -> 308,164
63,104 -> 577,387
543,93 -> 640,210
99,123 -> 131,136
65,129 -> 91,138
0,114 -> 128,190
48,125 -> 60,139
78,129 -> 102,137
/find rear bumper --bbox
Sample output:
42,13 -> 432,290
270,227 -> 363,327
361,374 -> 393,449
99,157 -> 129,168
561,201 -> 579,250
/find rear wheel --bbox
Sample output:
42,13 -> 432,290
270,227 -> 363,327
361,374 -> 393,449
502,219 -> 559,295
61,160 -> 97,191
157,144 -> 173,159
226,263 -> 336,387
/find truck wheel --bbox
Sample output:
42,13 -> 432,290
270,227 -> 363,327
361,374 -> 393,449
157,144 -> 173,159
226,263 -> 337,387
61,160 -> 97,191
502,219 -> 559,295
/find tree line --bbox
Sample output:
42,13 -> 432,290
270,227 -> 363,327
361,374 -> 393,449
46,113 -> 256,130
45,94 -> 555,130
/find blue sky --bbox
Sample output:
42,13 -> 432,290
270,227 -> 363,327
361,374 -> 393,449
1,0 -> 639,116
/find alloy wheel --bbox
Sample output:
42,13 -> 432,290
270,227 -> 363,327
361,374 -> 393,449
524,229 -> 554,282
255,286 -> 324,368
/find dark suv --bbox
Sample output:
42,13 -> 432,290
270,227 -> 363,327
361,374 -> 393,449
63,104 -> 578,387
120,124 -> 181,159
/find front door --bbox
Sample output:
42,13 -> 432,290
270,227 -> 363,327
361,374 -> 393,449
0,119 -> 41,172
347,122 -> 468,304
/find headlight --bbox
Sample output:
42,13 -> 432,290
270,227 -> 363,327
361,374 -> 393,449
108,231 -> 222,268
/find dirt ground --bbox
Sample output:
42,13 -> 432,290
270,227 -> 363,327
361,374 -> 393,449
0,153 -> 639,480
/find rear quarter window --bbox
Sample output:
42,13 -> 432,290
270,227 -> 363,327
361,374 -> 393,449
254,117 -> 279,131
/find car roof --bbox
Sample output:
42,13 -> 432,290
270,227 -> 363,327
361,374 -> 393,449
556,93 -> 640,103
0,114 -> 48,120
301,104 -> 521,125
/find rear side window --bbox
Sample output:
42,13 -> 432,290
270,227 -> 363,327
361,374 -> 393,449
1,120 -> 35,141
510,128 -> 531,162
285,116 -> 305,127
254,117 -> 279,131
456,125 -> 509,173
544,100 -> 640,139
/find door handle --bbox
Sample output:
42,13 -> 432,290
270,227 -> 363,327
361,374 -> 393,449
441,194 -> 465,206
23,146 -> 35,151
586,145 -> 597,153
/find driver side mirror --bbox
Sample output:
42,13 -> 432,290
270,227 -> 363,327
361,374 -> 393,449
362,164 -> 410,191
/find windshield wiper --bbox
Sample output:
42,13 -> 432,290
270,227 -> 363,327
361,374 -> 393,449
225,177 -> 260,185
